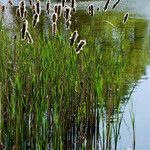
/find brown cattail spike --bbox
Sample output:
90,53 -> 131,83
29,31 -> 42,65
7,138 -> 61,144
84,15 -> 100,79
32,13 -> 39,27
52,13 -> 58,23
64,7 -> 71,21
62,0 -> 65,8
103,0 -> 111,12
52,23 -> 57,36
71,0 -> 76,10
16,8 -> 21,18
46,0 -> 50,14
36,0 -> 41,15
88,4 -> 94,16
76,40 -> 86,54
29,0 -> 32,6
123,12 -> 129,24
57,5 -> 62,17
54,5 -> 58,14
70,31 -> 78,46
21,20 -> 28,40
112,0 -> 120,9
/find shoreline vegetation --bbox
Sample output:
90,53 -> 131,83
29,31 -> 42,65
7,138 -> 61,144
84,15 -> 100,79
0,0 -> 150,149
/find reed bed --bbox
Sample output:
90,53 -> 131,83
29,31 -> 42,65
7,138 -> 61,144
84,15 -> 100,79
0,4 -> 150,150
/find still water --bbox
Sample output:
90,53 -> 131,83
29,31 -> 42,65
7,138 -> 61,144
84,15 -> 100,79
0,0 -> 150,149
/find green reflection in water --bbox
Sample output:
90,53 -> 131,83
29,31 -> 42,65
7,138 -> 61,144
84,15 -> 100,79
0,8 -> 150,150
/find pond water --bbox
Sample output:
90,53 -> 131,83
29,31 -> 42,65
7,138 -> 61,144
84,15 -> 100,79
0,0 -> 150,150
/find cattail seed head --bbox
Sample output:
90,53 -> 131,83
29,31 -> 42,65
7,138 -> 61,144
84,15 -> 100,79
70,30 -> 78,46
123,12 -> 129,24
2,5 -> 5,12
62,0 -> 65,8
112,0 -> 120,9
29,0 -> 32,6
21,20 -> 28,40
103,0 -> 111,12
52,13 -> 57,23
76,40 -> 86,54
16,7 -> 21,18
57,5 -> 62,17
32,13 -> 39,27
64,6 -> 71,21
36,0 -> 41,15
71,0 -> 76,10
54,5 -> 58,14
46,0 -> 50,14
8,0 -> 13,6
52,22 -> 57,36
88,4 -> 94,16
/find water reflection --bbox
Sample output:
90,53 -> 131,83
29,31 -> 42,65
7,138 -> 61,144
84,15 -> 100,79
0,4 -> 150,150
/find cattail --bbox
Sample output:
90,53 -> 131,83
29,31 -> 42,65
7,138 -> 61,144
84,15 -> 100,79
123,12 -> 129,24
26,31 -> 33,44
76,40 -> 86,54
62,0 -> 65,8
54,5 -> 58,14
32,4 -> 36,14
52,13 -> 57,23
71,0 -> 76,10
112,0 -> 120,9
103,0 -> 111,12
46,0 -> 50,14
52,23 -> 57,36
8,0 -> 13,6
57,5 -> 62,17
2,5 -> 5,12
66,20 -> 71,29
64,7 -> 71,21
88,4 -> 94,16
69,31 -> 78,46
29,0 -> 32,6
36,0 -> 41,15
21,20 -> 28,40
97,7 -> 99,11
16,8 -> 21,18
19,0 -> 26,18
24,10 -> 28,18
32,13 -> 39,27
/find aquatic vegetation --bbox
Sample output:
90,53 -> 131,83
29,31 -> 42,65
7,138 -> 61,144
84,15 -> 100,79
0,1 -> 150,150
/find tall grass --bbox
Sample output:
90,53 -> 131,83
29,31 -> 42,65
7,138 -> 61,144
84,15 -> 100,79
0,7 -> 150,149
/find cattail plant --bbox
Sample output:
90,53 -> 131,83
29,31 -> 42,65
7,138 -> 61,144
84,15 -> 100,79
57,5 -> 62,17
8,0 -> 13,6
46,0 -> 50,14
103,0 -> 111,12
69,31 -> 78,46
123,12 -> 129,24
29,0 -> 32,6
19,0 -> 26,18
32,4 -> 36,14
26,31 -> 33,44
62,0 -> 65,8
21,20 -> 28,40
52,23 -> 57,36
16,7 -> 21,18
75,40 -> 86,54
52,13 -> 57,23
71,0 -> 76,11
112,0 -> 120,9
66,20 -> 71,29
64,6 -> 71,21
88,4 -> 94,16
36,0 -> 41,15
54,5 -> 58,14
2,5 -> 5,12
32,13 -> 39,27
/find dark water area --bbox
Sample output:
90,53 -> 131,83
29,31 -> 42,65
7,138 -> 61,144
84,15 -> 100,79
0,0 -> 150,150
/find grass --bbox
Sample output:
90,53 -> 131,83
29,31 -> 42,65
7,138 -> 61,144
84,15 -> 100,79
0,7 -> 150,149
